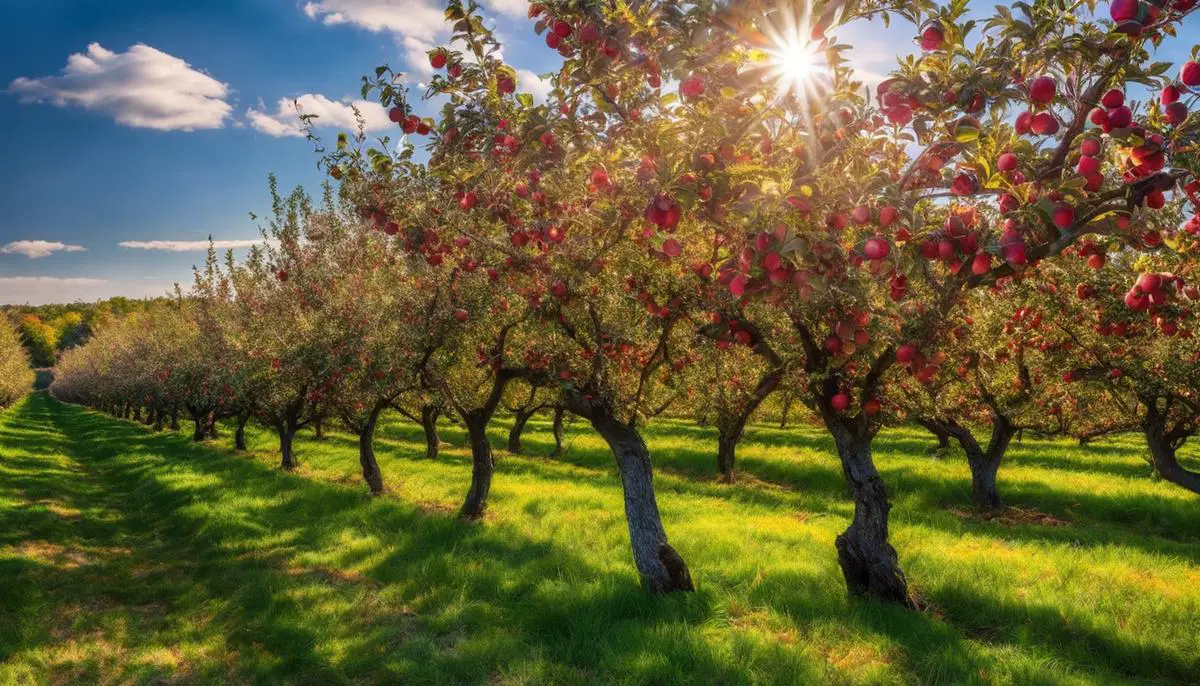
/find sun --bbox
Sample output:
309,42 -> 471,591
775,40 -> 817,91
761,13 -> 826,101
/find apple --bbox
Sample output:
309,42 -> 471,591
864,237 -> 890,260
830,392 -> 851,412
1030,112 -> 1060,135
1181,61 -> 1200,87
453,309 -> 469,322
430,51 -> 447,70
1029,76 -> 1056,104
680,75 -> 705,99
920,23 -> 944,51
997,152 -> 1019,172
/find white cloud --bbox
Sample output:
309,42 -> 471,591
8,43 -> 232,131
119,239 -> 263,252
516,69 -> 552,101
0,276 -> 176,306
301,0 -> 521,78
302,0 -> 447,35
246,93 -> 392,137
1,241 -> 87,259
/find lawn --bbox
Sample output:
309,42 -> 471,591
1,392 -> 1198,685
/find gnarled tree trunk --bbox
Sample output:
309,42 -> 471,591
716,426 -> 740,483
234,412 -> 249,451
191,411 -> 207,442
916,419 -> 951,452
420,404 -> 440,460
169,407 -> 180,431
358,406 -> 385,496
1143,398 -> 1200,495
591,411 -> 694,594
460,413 -> 493,520
507,409 -> 534,454
828,420 -> 912,607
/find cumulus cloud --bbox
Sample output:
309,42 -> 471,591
246,93 -> 392,138
119,239 -> 263,252
1,241 -> 87,259
516,69 -> 553,101
8,43 -> 232,131
0,276 -> 176,306
301,0 -> 522,77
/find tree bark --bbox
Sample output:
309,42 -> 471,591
234,412 -> 249,451
460,413 -> 494,520
507,409 -> 534,454
551,406 -> 565,457
916,419 -> 951,452
152,406 -> 164,432
279,422 -> 298,471
133,406 -> 142,422
591,411 -> 694,594
420,404 -> 440,460
169,407 -> 180,431
205,412 -> 220,439
192,413 -> 207,442
778,394 -> 792,429
313,415 -> 325,440
1143,399 -> 1200,495
828,420 -> 913,607
358,406 -> 385,496
716,425 -> 741,483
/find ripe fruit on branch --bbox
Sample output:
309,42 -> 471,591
1181,61 -> 1200,87
430,51 -> 447,69
920,22 -> 945,51
830,392 -> 851,412
1030,112 -> 1059,135
997,152 -> 1018,172
1029,76 -> 1056,104
1052,203 -> 1075,229
644,193 -> 681,230
864,237 -> 891,261
680,75 -> 705,100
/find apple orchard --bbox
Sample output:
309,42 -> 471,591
45,0 -> 1200,607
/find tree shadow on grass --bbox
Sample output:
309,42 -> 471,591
24,397 -> 807,684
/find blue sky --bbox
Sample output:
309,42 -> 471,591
0,0 -> 573,304
3,2 -> 1188,305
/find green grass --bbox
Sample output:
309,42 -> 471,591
1,393 -> 1198,685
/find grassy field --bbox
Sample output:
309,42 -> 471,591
1,392 -> 1198,685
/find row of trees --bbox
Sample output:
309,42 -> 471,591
0,318 -> 34,408
50,0 -> 1199,608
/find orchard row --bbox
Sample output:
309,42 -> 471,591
49,0 -> 1200,607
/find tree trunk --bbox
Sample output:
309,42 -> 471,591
551,406 -> 565,457
828,421 -> 912,607
279,425 -> 297,471
169,407 -> 180,431
313,416 -> 324,440
133,406 -> 142,422
420,404 -> 440,460
206,412 -> 220,439
1143,402 -> 1200,495
460,413 -> 493,520
234,412 -> 249,451
507,410 -> 534,454
716,423 -> 742,483
152,407 -> 164,432
591,412 -> 694,594
970,417 -> 1014,511
916,419 -> 951,452
192,413 -> 207,442
778,394 -> 792,429
358,407 -> 385,496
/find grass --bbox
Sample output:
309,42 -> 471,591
1,392 -> 1198,685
